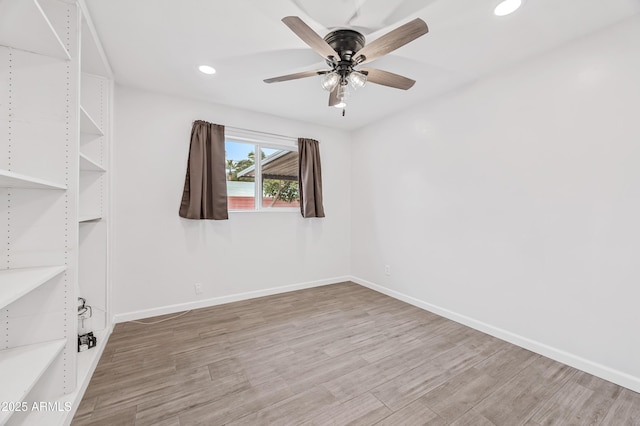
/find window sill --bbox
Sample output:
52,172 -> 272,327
229,208 -> 300,214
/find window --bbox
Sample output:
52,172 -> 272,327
225,137 -> 300,211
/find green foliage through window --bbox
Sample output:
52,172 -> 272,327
225,142 -> 299,208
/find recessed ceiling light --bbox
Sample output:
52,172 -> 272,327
494,0 -> 522,16
198,65 -> 216,75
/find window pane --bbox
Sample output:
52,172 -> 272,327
261,148 -> 300,208
225,140 -> 255,210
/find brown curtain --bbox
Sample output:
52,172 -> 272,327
298,138 -> 325,218
179,121 -> 228,220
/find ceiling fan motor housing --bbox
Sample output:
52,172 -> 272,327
324,29 -> 365,62
324,29 -> 366,84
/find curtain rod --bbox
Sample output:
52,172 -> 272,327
224,125 -> 319,144
225,126 -> 298,143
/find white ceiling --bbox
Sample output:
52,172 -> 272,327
86,0 -> 640,130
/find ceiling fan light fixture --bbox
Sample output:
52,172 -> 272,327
334,84 -> 349,108
348,71 -> 367,89
320,72 -> 340,91
494,0 -> 522,16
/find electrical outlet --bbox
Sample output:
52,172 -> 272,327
384,265 -> 391,276
194,283 -> 203,295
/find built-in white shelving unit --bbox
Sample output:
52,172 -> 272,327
1,0 -> 76,422
0,266 -> 66,310
0,340 -> 66,425
1,0 -> 112,424
78,0 -> 111,344
72,1 -> 113,424
0,169 -> 66,190
0,0 -> 70,60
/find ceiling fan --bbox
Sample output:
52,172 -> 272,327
264,16 -> 429,111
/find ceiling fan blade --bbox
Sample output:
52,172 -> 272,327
361,68 -> 415,90
328,85 -> 340,107
264,70 -> 328,83
354,18 -> 428,64
282,16 -> 340,61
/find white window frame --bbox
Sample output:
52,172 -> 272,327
225,130 -> 299,213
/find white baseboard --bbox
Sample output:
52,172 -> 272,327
113,276 -> 351,323
350,275 -> 640,394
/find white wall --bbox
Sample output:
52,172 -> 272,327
351,16 -> 640,391
112,86 -> 351,319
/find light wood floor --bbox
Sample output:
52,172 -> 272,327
73,282 -> 640,425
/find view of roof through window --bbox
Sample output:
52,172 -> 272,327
225,140 -> 300,210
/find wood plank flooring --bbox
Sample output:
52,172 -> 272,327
72,282 -> 640,425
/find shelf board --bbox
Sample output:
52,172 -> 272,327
0,339 -> 66,425
79,215 -> 101,223
0,0 -> 70,60
0,169 -> 66,190
80,106 -> 103,136
0,266 -> 66,310
79,153 -> 105,172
